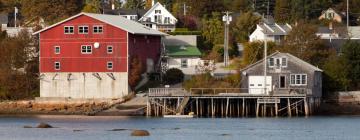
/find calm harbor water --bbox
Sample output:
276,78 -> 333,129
0,115 -> 359,140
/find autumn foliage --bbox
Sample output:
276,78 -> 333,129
128,55 -> 143,91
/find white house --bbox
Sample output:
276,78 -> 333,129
105,2 -> 177,32
249,23 -> 292,43
318,8 -> 345,23
163,35 -> 209,76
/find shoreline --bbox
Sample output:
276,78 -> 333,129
1,99 -> 360,117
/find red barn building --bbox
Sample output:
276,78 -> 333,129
33,13 -> 166,99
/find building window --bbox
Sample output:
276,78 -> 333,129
290,74 -> 307,85
54,62 -> 60,70
54,46 -> 60,54
81,45 -> 92,54
181,59 -> 188,68
269,58 -> 274,67
107,61 -> 113,70
93,25 -> 103,34
64,26 -> 74,34
154,15 -> 162,23
107,45 -> 113,54
130,16 -> 137,21
281,57 -> 287,67
79,26 -> 89,34
155,10 -> 161,14
164,17 -> 170,24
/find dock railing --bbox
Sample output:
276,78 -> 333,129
148,88 -> 189,97
148,88 -> 310,97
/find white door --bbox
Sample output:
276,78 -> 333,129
249,76 -> 272,95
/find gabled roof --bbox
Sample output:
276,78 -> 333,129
33,12 -> 167,36
104,8 -> 148,17
240,51 -> 323,72
138,2 -> 177,22
257,23 -> 292,36
165,45 -> 201,57
321,8 -> 345,18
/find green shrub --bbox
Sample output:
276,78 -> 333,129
164,68 -> 184,85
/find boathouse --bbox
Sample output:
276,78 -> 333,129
146,52 -> 323,117
33,12 -> 166,99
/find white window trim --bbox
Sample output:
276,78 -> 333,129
81,45 -> 92,54
107,61 -> 113,70
54,61 -> 60,70
54,46 -> 60,54
93,25 -> 103,34
78,26 -> 89,34
107,45 -> 113,54
290,74 -> 307,86
64,26 -> 74,34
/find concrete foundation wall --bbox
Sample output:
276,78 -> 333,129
40,72 -> 128,99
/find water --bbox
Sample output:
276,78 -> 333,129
0,115 -> 359,140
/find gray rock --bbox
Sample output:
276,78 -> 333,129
36,122 -> 53,128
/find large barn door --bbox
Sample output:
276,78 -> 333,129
249,76 -> 272,95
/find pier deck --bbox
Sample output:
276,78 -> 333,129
146,88 -> 321,117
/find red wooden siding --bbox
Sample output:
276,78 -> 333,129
39,15 -> 128,73
128,34 -> 161,69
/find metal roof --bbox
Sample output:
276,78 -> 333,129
240,51 -> 323,72
258,23 -> 292,35
0,14 -> 8,24
33,12 -> 167,36
165,45 -> 202,57
103,8 -> 148,17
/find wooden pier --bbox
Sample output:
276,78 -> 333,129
146,88 -> 321,117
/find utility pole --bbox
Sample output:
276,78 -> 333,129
222,11 -> 232,67
14,7 -> 18,28
347,0 -> 349,31
183,3 -> 190,16
264,35 -> 268,95
266,0 -> 269,19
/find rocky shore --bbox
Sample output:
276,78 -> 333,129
0,99 -> 124,116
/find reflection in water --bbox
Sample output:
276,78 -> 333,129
0,115 -> 359,140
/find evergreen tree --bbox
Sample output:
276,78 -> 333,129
82,0 -> 102,13
124,0 -> 145,9
232,11 -> 261,43
274,0 -> 291,23
21,0 -> 83,25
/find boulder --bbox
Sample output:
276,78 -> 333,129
36,122 -> 53,128
23,125 -> 32,128
131,130 -> 150,136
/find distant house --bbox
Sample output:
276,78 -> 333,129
317,25 -> 360,53
105,2 -> 177,32
33,12 -> 166,99
249,23 -> 292,43
0,13 -> 8,30
318,8 -> 345,23
240,51 -> 322,97
163,35 -> 214,77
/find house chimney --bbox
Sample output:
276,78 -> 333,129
152,0 -> 155,6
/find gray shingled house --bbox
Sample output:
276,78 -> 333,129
240,51 -> 323,98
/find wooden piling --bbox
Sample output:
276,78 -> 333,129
275,102 -> 278,117
287,98 -> 292,117
242,98 -> 245,117
304,97 -> 309,116
196,98 -> 199,115
226,98 -> 229,117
